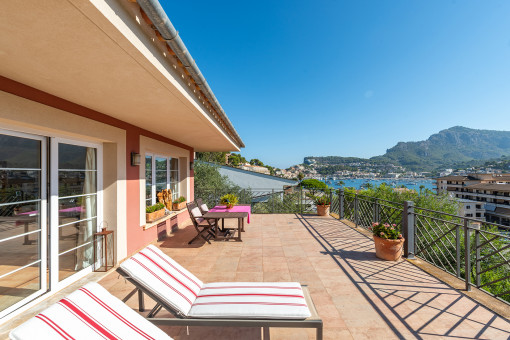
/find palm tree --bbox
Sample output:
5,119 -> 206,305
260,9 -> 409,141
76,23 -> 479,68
419,185 -> 425,194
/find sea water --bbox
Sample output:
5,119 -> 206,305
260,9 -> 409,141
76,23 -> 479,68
322,178 -> 436,192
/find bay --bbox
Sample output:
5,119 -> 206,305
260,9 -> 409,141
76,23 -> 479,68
321,178 -> 436,192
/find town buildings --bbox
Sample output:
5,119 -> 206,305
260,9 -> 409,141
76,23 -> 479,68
0,0 -> 243,321
436,174 -> 510,225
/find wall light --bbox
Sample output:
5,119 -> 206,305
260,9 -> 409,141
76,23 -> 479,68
190,161 -> 194,170
131,152 -> 141,166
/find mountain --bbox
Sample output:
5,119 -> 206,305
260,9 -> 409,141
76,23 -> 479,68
306,127 -> 510,171
374,126 -> 510,170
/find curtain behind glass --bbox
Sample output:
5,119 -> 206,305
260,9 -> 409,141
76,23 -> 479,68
76,147 -> 96,270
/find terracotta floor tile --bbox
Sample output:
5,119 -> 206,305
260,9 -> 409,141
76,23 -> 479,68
4,214 -> 510,340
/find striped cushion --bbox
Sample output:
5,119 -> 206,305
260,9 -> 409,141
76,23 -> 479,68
9,282 -> 172,340
189,282 -> 311,319
120,245 -> 202,316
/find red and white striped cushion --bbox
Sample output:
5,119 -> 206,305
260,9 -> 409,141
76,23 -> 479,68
120,245 -> 202,316
189,282 -> 311,319
9,282 -> 172,340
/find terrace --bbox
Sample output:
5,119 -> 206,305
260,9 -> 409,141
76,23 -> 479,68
3,213 -> 509,339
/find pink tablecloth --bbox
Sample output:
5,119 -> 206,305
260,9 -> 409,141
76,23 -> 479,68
210,205 -> 251,224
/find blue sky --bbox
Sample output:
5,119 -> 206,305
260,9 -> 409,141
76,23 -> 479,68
162,0 -> 510,168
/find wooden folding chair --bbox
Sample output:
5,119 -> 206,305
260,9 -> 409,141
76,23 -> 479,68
186,201 -> 216,244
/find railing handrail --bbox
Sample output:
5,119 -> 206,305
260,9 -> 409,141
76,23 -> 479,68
337,188 -> 510,306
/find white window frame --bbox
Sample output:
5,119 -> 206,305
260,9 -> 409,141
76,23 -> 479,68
145,154 -> 179,207
0,129 -> 47,319
50,137 -> 103,291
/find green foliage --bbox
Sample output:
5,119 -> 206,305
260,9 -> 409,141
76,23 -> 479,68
300,179 -> 328,192
251,192 -> 302,214
196,152 -> 228,164
249,158 -> 264,166
307,194 -> 330,206
173,196 -> 186,204
228,153 -> 247,167
344,184 -> 509,303
220,193 -> 239,206
370,222 -> 402,240
354,183 -> 458,215
194,161 -> 236,191
146,202 -> 164,213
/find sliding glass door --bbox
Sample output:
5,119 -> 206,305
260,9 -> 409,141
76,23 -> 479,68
50,139 -> 102,286
0,130 -> 47,318
0,132 -> 102,318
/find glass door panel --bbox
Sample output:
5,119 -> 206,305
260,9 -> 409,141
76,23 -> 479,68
55,143 -> 97,282
0,132 -> 46,318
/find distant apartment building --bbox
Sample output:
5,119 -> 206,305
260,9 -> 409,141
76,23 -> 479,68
436,174 -> 510,226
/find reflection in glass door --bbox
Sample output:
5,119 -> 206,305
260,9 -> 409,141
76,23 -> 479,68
0,131 -> 47,318
51,140 -> 101,285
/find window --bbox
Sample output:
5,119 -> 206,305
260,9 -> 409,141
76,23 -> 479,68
145,154 -> 179,206
476,204 -> 481,209
465,213 -> 473,217
476,213 -> 481,217
145,155 -> 152,206
466,205 -> 471,209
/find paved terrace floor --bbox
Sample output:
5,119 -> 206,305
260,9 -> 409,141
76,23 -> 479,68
99,214 -> 510,340
3,214 -> 509,339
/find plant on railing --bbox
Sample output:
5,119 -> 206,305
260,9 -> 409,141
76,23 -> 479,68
220,193 -> 239,209
370,222 -> 402,240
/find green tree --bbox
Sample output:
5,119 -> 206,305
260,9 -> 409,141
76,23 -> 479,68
228,153 -> 247,167
250,158 -> 264,166
300,178 -> 328,195
195,152 -> 227,164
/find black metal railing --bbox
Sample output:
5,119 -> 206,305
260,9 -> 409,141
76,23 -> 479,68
336,190 -> 510,305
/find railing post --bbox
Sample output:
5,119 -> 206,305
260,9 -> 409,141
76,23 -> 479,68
456,225 -> 461,278
299,186 -> 303,215
354,194 -> 359,226
402,201 -> 415,259
329,190 -> 333,216
373,198 -> 380,223
474,225 -> 481,287
338,189 -> 344,219
464,219 -> 471,291
272,189 -> 275,214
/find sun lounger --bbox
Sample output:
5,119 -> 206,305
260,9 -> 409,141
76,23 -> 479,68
118,245 -> 323,339
9,282 -> 172,340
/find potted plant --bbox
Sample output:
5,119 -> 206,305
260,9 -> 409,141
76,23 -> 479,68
370,222 -> 405,261
146,202 -> 165,223
172,196 -> 187,210
313,195 -> 331,216
220,193 -> 239,209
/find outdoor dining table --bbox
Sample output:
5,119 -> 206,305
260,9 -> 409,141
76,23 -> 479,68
202,211 -> 248,242
209,204 -> 251,224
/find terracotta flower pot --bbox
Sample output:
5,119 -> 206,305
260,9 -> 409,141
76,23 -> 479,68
373,235 -> 404,261
226,204 -> 234,209
317,205 -> 330,216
